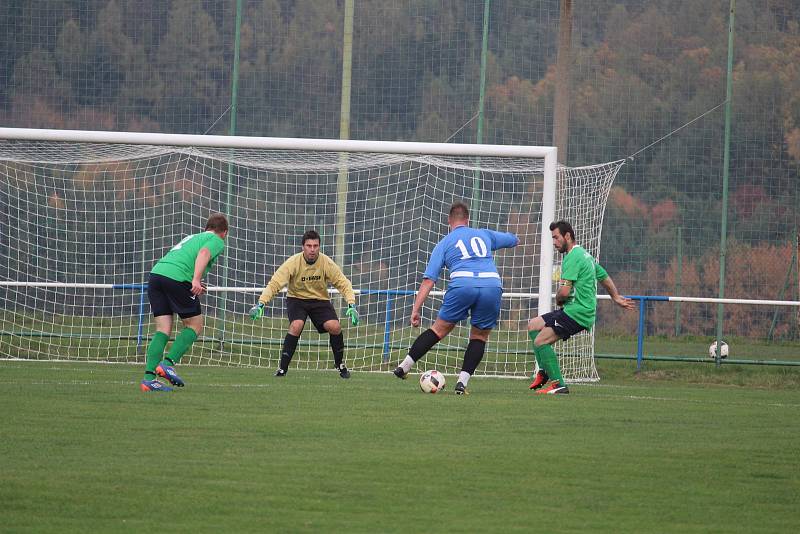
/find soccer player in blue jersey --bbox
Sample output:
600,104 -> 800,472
393,202 -> 518,395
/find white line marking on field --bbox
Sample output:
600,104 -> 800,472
1,379 -> 798,408
0,379 -> 336,389
2,363 -> 799,407
580,388 -> 800,408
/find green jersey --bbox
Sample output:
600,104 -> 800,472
560,245 -> 608,328
151,231 -> 225,282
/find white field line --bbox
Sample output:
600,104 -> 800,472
577,383 -> 800,408
1,373 -> 798,408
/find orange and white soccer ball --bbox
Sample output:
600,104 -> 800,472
419,370 -> 446,393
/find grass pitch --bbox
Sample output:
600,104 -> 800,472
1,361 -> 799,533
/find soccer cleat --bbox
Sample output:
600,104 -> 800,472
337,364 -> 351,379
274,368 -> 287,377
140,379 -> 173,392
535,380 -> 570,395
529,370 -> 549,390
393,366 -> 408,380
156,363 -> 185,387
454,381 -> 469,395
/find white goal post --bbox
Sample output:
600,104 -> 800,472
0,127 -> 622,380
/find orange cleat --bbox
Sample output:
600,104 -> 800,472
535,380 -> 570,395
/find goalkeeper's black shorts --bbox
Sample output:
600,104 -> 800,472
286,297 -> 338,333
148,273 -> 202,319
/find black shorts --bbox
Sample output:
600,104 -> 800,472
286,297 -> 338,333
542,309 -> 586,341
148,273 -> 202,319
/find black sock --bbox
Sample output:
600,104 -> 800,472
461,339 -> 487,375
409,329 -> 441,362
280,333 -> 300,371
330,333 -> 345,368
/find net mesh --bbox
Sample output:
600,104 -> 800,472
0,138 -> 622,380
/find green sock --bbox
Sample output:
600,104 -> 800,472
144,331 -> 169,381
535,343 -> 564,386
528,330 -> 545,376
164,328 -> 198,365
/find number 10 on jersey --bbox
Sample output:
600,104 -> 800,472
455,237 -> 488,259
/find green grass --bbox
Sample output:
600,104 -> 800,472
1,361 -> 799,533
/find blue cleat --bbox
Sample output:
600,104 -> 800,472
156,363 -> 185,387
140,379 -> 173,392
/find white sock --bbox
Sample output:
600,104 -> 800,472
400,355 -> 415,373
458,371 -> 471,387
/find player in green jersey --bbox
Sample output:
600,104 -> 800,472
527,220 -> 635,394
140,213 -> 229,392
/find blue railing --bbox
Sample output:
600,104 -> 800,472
124,284 -> 419,362
614,294 -> 800,368
75,285 -> 800,367
123,286 -> 660,366
348,289 -> 417,361
625,295 -> 669,370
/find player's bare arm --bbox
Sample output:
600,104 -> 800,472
410,278 -> 436,327
191,248 -> 212,295
600,276 -> 635,310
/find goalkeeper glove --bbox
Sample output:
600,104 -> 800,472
345,304 -> 359,326
249,302 -> 265,320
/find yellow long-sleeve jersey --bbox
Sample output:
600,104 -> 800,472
258,252 -> 356,305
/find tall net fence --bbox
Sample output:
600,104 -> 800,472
1,0 -> 798,356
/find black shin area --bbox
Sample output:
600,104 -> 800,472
280,333 -> 300,371
461,339 -> 487,375
329,333 -> 345,367
408,329 -> 441,362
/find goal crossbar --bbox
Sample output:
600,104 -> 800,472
0,127 -> 556,158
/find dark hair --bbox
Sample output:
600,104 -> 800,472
302,229 -> 321,245
205,213 -> 229,233
549,220 -> 575,241
448,201 -> 469,220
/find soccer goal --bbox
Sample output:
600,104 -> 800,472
0,127 -> 623,381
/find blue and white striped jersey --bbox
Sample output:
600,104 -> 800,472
423,225 -> 518,288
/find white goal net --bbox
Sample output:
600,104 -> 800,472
0,128 -> 623,381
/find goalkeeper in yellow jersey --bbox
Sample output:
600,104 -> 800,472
249,230 -> 359,378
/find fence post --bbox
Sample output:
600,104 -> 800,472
383,293 -> 394,362
636,297 -> 646,370
675,226 -> 682,336
768,235 -> 797,341
136,287 -> 146,349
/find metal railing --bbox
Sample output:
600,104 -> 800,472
2,282 -> 799,367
